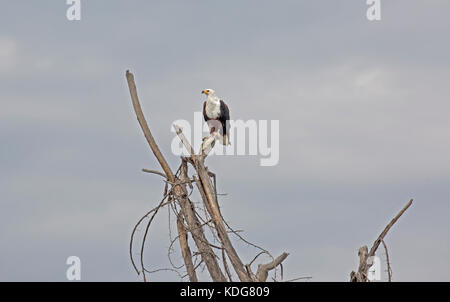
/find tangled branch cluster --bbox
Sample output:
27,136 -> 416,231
130,161 -> 284,282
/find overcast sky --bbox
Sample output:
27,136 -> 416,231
1,1 -> 450,281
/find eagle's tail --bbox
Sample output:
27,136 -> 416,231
221,134 -> 230,146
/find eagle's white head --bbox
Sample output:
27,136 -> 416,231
202,89 -> 219,103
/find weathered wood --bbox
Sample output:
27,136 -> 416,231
368,199 -> 413,257
200,132 -> 220,156
256,252 -> 289,282
177,213 -> 198,282
222,248 -> 233,282
177,194 -> 227,281
173,124 -> 195,156
126,70 -> 175,182
178,159 -> 227,281
381,239 -> 392,282
195,158 -> 252,282
141,168 -> 167,179
350,246 -> 369,282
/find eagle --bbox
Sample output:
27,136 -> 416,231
202,89 -> 230,145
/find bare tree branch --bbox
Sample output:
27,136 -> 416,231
177,213 -> 198,282
381,239 -> 392,282
142,168 -> 167,179
129,192 -> 172,275
173,124 -> 195,157
256,252 -> 289,282
368,199 -> 413,258
222,248 -> 233,282
139,193 -> 172,281
126,70 -> 175,182
284,276 -> 313,282
350,199 -> 413,282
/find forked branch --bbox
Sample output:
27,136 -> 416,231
350,199 -> 413,282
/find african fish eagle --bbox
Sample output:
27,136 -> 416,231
201,89 -> 230,145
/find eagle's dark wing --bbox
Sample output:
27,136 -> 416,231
220,100 -> 230,121
203,101 -> 210,121
219,100 -> 230,136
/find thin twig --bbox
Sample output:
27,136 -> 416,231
284,276 -> 313,282
249,251 -> 266,267
177,212 -> 198,281
143,267 -> 184,280
142,168 -> 167,179
223,218 -> 274,261
139,194 -> 173,281
129,191 -> 172,275
381,239 -> 392,282
222,248 -> 233,282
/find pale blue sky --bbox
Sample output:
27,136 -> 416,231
1,1 -> 450,281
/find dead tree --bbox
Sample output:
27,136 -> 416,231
125,70 -> 413,282
125,70 -> 288,282
350,199 -> 413,282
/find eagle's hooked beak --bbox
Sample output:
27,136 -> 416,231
202,89 -> 209,95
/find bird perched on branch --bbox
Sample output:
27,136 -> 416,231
202,89 -> 230,145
